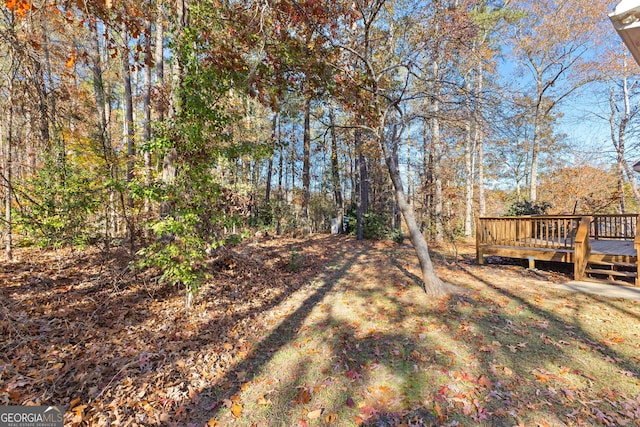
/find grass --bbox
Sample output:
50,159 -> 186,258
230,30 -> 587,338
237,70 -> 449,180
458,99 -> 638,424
202,240 -> 640,426
1,237 -> 639,426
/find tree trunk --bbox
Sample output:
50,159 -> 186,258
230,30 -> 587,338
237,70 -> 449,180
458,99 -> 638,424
3,107 -> 12,261
329,107 -> 343,231
609,75 -> 640,210
529,113 -> 541,202
121,19 -> 135,250
529,68 -> 546,203
276,135 -> 284,235
161,0 -> 185,221
476,65 -> 486,217
143,18 -> 153,216
266,112 -> 278,204
464,76 -> 474,237
382,134 -> 447,297
289,136 -> 296,198
155,1 -> 165,123
40,17 -> 56,160
432,61 -> 443,242
617,154 -> 625,214
302,97 -> 311,223
90,19 -> 113,249
421,119 -> 432,235
122,21 -> 135,195
354,127 -> 368,240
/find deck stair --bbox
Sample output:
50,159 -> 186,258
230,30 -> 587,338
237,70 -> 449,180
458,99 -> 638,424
477,214 -> 640,288
585,259 -> 637,286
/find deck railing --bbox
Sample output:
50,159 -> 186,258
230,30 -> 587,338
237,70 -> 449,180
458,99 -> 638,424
477,216 -> 583,250
590,214 -> 637,240
477,214 -> 639,284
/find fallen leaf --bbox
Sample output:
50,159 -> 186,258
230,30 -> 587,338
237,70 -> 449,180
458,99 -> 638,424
207,417 -> 220,426
231,403 -> 242,418
345,397 -> 355,408
257,395 -> 271,406
534,371 -> 551,383
494,408 -> 507,417
477,375 -> 493,389
325,413 -> 338,423
344,370 -> 361,380
434,402 -> 444,421
307,409 -> 322,419
69,397 -> 81,409
294,388 -> 311,405
561,388 -> 575,402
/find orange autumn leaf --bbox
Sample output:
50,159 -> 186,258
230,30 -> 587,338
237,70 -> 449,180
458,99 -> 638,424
534,371 -> 551,383
65,54 -> 75,68
230,403 -> 242,418
325,413 -> 338,423
294,388 -> 311,405
477,375 -> 493,389
5,0 -> 18,10
69,397 -> 82,409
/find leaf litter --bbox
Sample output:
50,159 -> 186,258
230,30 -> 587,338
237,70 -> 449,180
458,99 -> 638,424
0,238 -> 639,426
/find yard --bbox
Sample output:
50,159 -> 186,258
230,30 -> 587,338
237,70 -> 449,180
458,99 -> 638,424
1,236 -> 639,426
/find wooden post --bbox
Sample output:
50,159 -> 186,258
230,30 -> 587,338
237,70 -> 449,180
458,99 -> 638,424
476,218 -> 484,265
574,216 -> 592,281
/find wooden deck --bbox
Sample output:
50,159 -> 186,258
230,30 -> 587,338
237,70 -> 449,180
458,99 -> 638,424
591,239 -> 636,256
476,215 -> 640,286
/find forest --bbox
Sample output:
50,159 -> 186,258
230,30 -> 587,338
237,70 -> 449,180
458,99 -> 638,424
1,0 -> 640,426
2,0 -> 637,291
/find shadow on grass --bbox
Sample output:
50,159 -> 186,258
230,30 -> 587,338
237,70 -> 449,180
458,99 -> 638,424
575,290 -> 640,322
161,240 -> 639,426
8,238 -> 638,425
458,266 -> 639,377
390,258 -> 423,288
445,266 -> 640,425
0,236 -> 353,422
177,237 -> 368,424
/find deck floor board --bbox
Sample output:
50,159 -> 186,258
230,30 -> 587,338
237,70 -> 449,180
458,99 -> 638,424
590,239 -> 636,256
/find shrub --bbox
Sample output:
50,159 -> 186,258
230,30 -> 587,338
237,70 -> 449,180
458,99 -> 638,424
14,158 -> 104,248
505,200 -> 552,216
